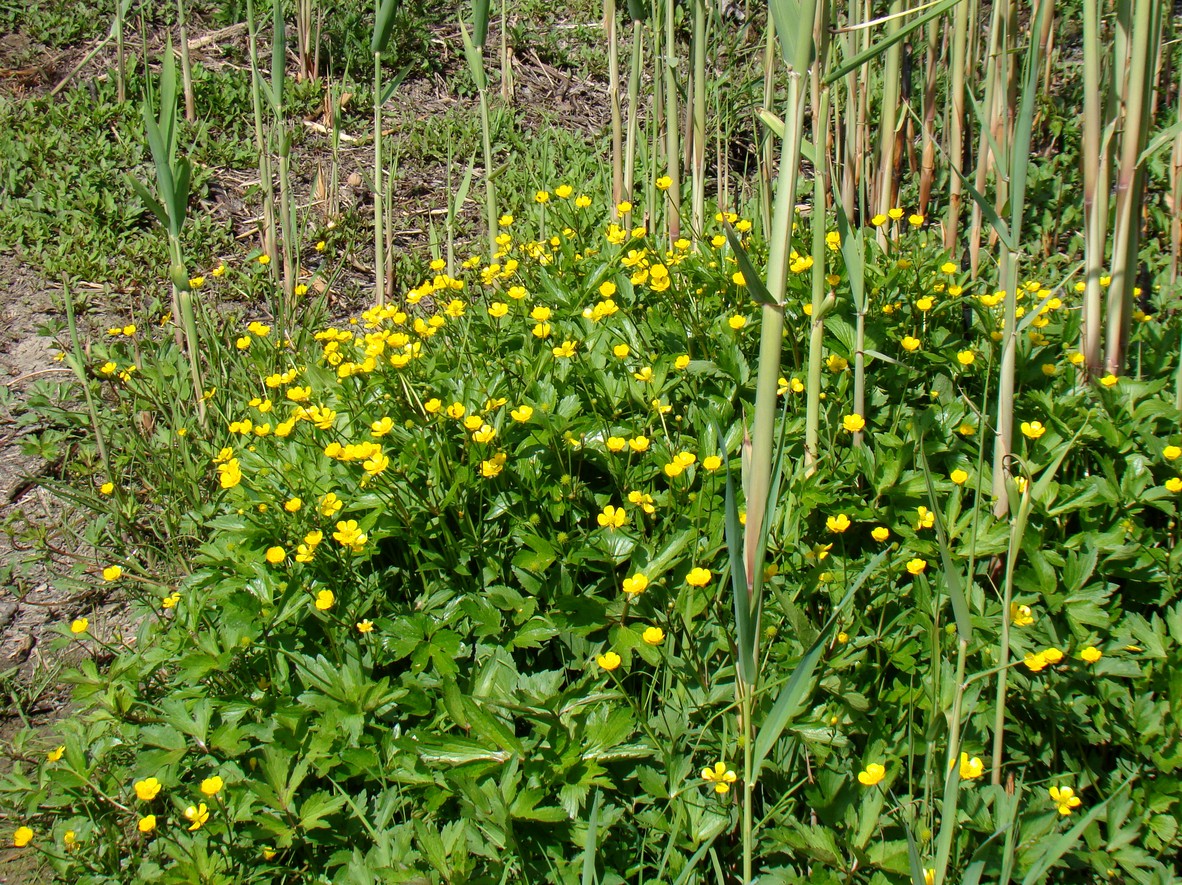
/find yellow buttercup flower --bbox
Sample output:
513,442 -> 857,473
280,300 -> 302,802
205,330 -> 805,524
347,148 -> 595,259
356,620 -> 374,634
510,405 -> 533,422
842,414 -> 866,433
702,762 -> 737,794
13,826 -> 33,847
685,567 -> 712,587
1049,785 -> 1082,815
915,506 -> 935,530
901,336 -> 920,352
1080,646 -> 1102,663
201,776 -> 224,796
1010,603 -> 1035,627
47,745 -> 65,763
857,763 -> 885,786
906,558 -> 927,576
314,590 -> 335,611
102,565 -> 123,582
826,513 -> 851,534
265,546 -> 286,564
70,618 -> 89,635
596,651 -> 622,671
643,626 -> 665,645
1099,374 -> 1118,387
1020,420 -> 1046,440
622,573 -> 649,596
134,777 -> 161,801
958,753 -> 984,780
702,455 -> 722,471
957,350 -> 975,366
138,815 -> 157,833
597,505 -> 627,529
628,436 -> 650,453
728,315 -> 746,330
1162,445 -> 1181,461
950,469 -> 969,485
184,803 -> 210,831
871,526 -> 890,543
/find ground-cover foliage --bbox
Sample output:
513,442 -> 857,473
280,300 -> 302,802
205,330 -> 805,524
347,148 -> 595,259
4,0 -> 1182,882
6,196 -> 1182,882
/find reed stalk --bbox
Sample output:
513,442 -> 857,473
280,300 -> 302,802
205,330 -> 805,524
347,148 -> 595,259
607,0 -> 624,209
176,0 -> 195,122
690,0 -> 707,236
943,0 -> 967,253
662,0 -> 680,241
1105,0 -> 1163,374
624,14 -> 644,206
115,0 -> 126,103
246,0 -> 281,280
874,0 -> 903,242
1080,0 -> 1109,375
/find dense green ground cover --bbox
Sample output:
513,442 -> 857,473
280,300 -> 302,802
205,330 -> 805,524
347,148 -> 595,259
1,0 -> 1181,883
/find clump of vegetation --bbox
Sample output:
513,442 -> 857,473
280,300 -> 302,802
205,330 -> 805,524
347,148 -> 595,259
2,0 -> 1181,882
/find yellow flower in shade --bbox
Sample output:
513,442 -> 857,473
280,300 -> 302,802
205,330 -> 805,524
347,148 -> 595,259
655,175 -> 673,190
1166,477 -> 1182,493
1080,646 -> 1102,663
634,366 -> 654,383
842,414 -> 866,433
620,572 -> 650,597
596,651 -> 621,671
702,762 -> 738,794
138,815 -> 156,833
728,315 -> 747,330
481,455 -> 507,478
686,567 -> 712,587
70,618 -> 88,635
102,565 -> 123,582
13,826 -> 33,847
265,546 -> 286,564
532,322 -> 552,339
628,490 -> 655,514
356,620 -> 374,634
1163,445 -> 1181,461
957,422 -> 976,437
901,336 -> 921,352
826,354 -> 848,372
702,455 -> 722,471
1011,604 -> 1035,627
1049,786 -> 1082,815
1023,649 -> 1052,672
950,469 -> 969,485
915,507 -> 935,530
134,777 -> 161,801
47,746 -> 64,763
314,590 -> 335,611
597,505 -> 627,529
958,753 -> 984,780
857,763 -> 886,786
628,436 -> 650,453
957,350 -> 975,366
1020,420 -> 1046,440
924,870 -> 935,885
643,626 -> 665,645
184,803 -> 210,831
1043,646 -> 1064,664
201,776 -> 224,796
908,213 -> 924,227
906,558 -> 927,576
1099,374 -> 1118,387
871,526 -> 890,543
826,514 -> 851,534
